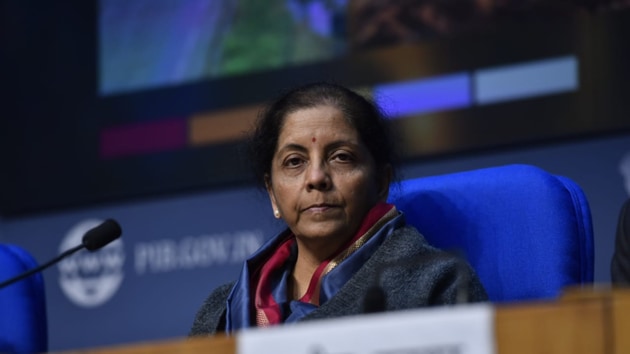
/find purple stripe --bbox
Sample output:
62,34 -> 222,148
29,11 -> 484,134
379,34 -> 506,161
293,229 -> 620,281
374,73 -> 471,118
100,118 -> 187,159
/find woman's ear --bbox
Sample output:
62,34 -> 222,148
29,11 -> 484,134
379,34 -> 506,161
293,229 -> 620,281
378,165 -> 393,201
265,174 -> 280,218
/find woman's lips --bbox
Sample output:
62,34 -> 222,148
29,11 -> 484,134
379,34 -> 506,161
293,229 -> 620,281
304,204 -> 336,213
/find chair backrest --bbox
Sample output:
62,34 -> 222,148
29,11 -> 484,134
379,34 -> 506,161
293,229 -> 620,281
611,198 -> 630,285
388,164 -> 594,303
0,244 -> 48,353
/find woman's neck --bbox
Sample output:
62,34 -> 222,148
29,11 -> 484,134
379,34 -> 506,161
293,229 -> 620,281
291,259 -> 316,301
290,243 -> 331,302
289,233 -> 356,302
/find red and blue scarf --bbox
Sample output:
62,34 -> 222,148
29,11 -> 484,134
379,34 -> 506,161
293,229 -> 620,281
225,202 -> 402,332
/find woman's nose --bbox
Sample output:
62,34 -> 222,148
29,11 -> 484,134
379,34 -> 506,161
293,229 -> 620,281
306,162 -> 331,191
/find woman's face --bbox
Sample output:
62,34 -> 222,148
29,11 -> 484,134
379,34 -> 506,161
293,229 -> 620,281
266,105 -> 390,254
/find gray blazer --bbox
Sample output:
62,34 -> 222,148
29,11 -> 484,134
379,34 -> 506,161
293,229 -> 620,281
189,225 -> 488,336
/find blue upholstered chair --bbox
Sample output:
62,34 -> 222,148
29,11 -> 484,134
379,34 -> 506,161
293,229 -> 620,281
388,164 -> 594,303
0,244 -> 48,353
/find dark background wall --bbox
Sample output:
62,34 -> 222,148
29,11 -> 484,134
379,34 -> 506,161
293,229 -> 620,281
1,0 -> 630,351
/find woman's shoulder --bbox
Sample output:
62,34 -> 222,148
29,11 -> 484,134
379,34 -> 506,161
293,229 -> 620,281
204,282 -> 234,310
212,282 -> 235,294
382,225 -> 489,303
386,223 -> 435,253
388,224 -> 485,278
189,282 -> 234,337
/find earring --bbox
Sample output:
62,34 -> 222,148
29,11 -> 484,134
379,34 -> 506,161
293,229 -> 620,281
274,209 -> 281,218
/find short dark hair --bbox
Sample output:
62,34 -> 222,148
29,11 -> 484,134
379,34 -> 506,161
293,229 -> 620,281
247,82 -> 400,189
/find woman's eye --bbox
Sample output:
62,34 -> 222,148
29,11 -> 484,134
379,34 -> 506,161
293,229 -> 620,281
285,157 -> 304,167
332,152 -> 353,162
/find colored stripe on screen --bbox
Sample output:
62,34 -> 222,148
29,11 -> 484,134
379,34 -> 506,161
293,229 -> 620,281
373,73 -> 471,118
100,118 -> 187,159
474,56 -> 578,105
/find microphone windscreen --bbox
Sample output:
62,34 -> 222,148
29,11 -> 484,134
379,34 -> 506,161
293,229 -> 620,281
82,219 -> 122,251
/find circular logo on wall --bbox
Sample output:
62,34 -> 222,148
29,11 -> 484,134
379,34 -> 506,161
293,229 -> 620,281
58,219 -> 125,308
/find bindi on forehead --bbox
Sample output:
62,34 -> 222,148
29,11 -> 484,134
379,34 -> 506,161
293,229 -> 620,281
312,137 -> 316,143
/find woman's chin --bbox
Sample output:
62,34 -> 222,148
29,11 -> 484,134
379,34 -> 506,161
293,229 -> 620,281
294,224 -> 355,250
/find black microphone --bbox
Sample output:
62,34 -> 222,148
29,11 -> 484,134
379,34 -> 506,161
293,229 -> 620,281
363,250 -> 471,313
0,218 -> 122,290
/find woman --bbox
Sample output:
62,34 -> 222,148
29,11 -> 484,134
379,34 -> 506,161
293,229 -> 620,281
189,82 -> 487,335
